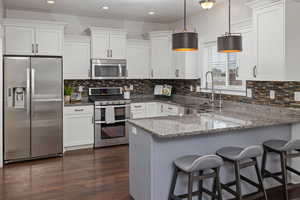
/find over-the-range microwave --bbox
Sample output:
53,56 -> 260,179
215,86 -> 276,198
91,59 -> 127,79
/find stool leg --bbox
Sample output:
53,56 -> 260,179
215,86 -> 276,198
215,168 -> 223,200
254,158 -> 268,200
168,167 -> 178,200
234,161 -> 242,200
280,152 -> 289,200
188,173 -> 194,200
198,171 -> 203,200
261,148 -> 268,178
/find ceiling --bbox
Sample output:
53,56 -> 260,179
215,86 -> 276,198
3,0 -> 223,23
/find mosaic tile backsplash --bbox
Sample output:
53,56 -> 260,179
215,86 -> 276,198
64,79 -> 300,108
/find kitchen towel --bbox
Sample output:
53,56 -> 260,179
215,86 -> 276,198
105,106 -> 115,124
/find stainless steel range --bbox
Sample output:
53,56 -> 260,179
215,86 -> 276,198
89,87 -> 130,148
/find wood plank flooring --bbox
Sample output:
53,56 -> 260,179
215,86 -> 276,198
0,145 -> 299,200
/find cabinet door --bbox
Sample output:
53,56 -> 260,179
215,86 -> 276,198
64,41 -> 91,79
91,32 -> 110,59
35,28 -> 63,56
146,103 -> 159,118
127,42 -> 150,79
110,33 -> 127,59
256,5 -> 285,80
151,36 -> 173,79
239,30 -> 256,81
63,114 -> 94,147
5,26 -> 35,55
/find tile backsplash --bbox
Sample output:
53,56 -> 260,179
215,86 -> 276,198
65,79 -> 300,108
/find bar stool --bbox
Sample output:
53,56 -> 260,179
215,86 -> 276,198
216,145 -> 268,200
168,154 -> 224,200
261,139 -> 300,200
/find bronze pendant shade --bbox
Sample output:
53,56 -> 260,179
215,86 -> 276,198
172,0 -> 198,51
217,0 -> 242,53
172,32 -> 198,51
217,34 -> 242,53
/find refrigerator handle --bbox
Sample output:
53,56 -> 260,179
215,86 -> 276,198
31,68 -> 35,98
26,68 -> 30,115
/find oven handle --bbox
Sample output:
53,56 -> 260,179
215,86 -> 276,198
95,105 -> 129,109
95,119 -> 128,124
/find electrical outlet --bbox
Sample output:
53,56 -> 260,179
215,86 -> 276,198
196,85 -> 201,93
246,89 -> 252,98
130,85 -> 134,90
270,90 -> 275,100
190,85 -> 194,92
295,92 -> 300,101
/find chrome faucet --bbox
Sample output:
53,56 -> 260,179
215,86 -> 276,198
205,71 -> 215,105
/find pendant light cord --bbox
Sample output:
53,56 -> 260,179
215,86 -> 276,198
184,0 -> 187,31
228,0 -> 231,34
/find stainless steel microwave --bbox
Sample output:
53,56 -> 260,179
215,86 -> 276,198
91,59 -> 127,79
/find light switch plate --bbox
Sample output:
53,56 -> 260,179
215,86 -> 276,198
130,85 -> 134,90
270,90 -> 275,100
246,89 -> 252,98
196,86 -> 201,93
295,92 -> 300,101
190,85 -> 194,92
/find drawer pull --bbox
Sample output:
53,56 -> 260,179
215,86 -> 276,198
133,106 -> 142,108
74,109 -> 84,112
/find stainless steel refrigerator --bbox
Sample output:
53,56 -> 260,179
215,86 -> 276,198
3,56 -> 63,163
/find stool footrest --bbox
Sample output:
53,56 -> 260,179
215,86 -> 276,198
287,166 -> 300,176
240,175 -> 260,188
262,169 -> 284,184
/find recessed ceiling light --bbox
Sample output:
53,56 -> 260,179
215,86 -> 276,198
148,11 -> 155,15
46,0 -> 55,4
102,6 -> 110,10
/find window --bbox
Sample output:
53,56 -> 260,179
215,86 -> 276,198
204,44 -> 245,91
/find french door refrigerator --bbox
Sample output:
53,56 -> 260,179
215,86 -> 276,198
3,56 -> 63,163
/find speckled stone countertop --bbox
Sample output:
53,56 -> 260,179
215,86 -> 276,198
128,95 -> 300,139
64,99 -> 94,107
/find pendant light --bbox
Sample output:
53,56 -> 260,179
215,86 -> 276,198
172,0 -> 198,51
217,0 -> 242,53
199,0 -> 216,10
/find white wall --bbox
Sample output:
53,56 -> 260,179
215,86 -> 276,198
0,0 -> 4,168
5,9 -> 170,39
170,0 -> 252,78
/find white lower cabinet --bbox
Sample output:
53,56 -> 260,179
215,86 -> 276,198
63,106 -> 94,151
130,102 -> 180,119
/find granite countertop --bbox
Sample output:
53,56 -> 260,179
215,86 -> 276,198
128,96 -> 300,138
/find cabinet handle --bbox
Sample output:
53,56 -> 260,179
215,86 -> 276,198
110,49 -> 113,58
175,69 -> 179,78
92,116 -> 94,124
32,44 -> 35,54
36,44 -> 39,54
107,49 -> 109,58
134,105 -> 142,108
236,67 -> 239,78
88,69 -> 91,78
253,65 -> 257,78
151,69 -> 154,78
74,109 -> 84,112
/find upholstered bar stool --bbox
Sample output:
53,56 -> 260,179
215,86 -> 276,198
168,154 -> 224,200
216,145 -> 268,200
261,139 -> 300,200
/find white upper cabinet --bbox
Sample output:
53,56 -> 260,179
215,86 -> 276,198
173,51 -> 199,79
3,19 -> 66,56
35,28 -> 63,56
127,40 -> 150,79
149,31 -> 173,79
63,36 -> 91,80
4,26 -> 35,55
246,0 -> 300,81
89,27 -> 127,59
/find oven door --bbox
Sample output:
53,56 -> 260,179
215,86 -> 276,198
94,122 -> 129,147
95,105 -> 129,123
91,63 -> 127,79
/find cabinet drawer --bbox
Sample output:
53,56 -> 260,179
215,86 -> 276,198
131,103 -> 146,111
64,106 -> 94,115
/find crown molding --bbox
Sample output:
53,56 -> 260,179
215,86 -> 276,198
246,0 -> 284,10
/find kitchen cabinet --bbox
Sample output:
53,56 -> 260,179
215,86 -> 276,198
149,31 -> 173,79
246,0 -> 300,81
63,106 -> 94,151
127,39 -> 150,79
3,19 -> 65,56
173,51 -> 199,79
63,36 -> 91,80
89,27 -> 127,59
130,102 -> 180,119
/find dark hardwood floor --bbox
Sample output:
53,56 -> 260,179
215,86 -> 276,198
0,145 -> 299,200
